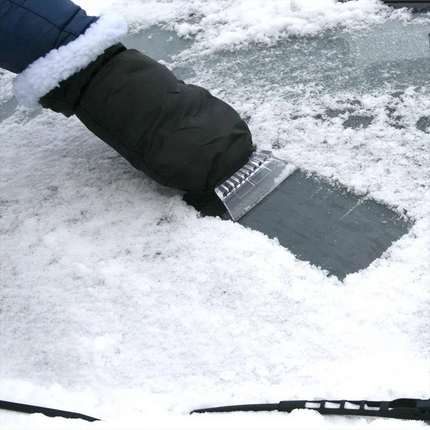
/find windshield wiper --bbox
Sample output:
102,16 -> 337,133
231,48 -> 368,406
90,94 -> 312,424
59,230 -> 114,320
1,397 -> 429,422
380,1 -> 430,11
192,398 -> 430,421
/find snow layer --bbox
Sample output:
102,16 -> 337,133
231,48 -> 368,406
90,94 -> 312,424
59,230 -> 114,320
104,0 -> 406,51
1,1 -> 429,429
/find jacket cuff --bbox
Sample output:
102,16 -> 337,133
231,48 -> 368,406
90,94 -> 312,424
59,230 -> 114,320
13,14 -> 128,109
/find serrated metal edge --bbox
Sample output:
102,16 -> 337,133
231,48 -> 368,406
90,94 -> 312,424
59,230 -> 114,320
215,150 -> 272,200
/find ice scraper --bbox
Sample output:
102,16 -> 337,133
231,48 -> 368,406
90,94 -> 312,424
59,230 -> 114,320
184,150 -> 413,280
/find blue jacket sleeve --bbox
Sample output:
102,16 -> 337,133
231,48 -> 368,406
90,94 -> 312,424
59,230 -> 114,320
0,0 -> 97,73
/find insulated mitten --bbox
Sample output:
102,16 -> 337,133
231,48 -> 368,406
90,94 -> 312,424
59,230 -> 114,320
38,43 -> 254,193
8,4 -> 254,194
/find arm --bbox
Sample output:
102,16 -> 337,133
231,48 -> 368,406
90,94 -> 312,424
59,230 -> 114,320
1,0 -> 254,194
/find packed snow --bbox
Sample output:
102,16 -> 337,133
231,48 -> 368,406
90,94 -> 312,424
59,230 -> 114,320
1,1 -> 429,429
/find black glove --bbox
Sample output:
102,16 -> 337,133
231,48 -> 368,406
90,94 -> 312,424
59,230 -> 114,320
40,44 -> 254,194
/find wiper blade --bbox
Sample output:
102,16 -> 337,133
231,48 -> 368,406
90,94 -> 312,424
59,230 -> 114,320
0,400 -> 100,422
192,398 -> 430,422
379,1 -> 430,11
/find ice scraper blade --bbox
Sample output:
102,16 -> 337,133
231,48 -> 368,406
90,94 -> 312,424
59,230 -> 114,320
186,150 -> 412,280
215,150 -> 296,221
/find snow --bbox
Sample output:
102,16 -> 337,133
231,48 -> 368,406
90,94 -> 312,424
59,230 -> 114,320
1,0 -> 429,429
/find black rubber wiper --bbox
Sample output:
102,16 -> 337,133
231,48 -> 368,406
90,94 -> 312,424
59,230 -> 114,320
191,398 -> 430,422
0,400 -> 100,422
339,0 -> 430,11
380,0 -> 430,11
1,397 -> 429,422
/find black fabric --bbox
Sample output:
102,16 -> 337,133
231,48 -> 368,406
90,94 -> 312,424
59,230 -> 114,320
40,44 -> 126,117
40,44 -> 254,194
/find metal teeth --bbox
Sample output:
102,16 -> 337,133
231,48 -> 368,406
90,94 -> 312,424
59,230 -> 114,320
226,179 -> 236,190
231,175 -> 241,186
216,151 -> 272,199
218,185 -> 230,197
236,171 -> 246,180
242,165 -> 254,175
